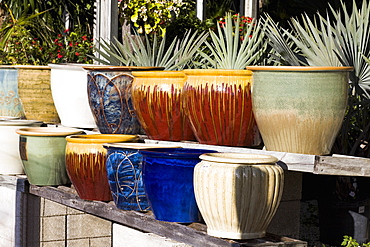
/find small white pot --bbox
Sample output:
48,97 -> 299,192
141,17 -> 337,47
0,119 -> 43,174
49,63 -> 97,129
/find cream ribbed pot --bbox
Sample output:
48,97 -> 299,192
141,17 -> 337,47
194,153 -> 284,239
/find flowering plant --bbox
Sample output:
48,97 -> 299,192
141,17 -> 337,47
49,29 -> 94,64
0,28 -> 93,65
119,0 -> 185,34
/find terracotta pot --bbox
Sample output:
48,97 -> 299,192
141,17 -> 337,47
0,66 -> 24,118
183,69 -> 260,147
65,134 -> 139,201
83,66 -> 164,134
131,71 -> 195,141
49,63 -> 97,129
103,143 -> 181,211
194,153 -> 284,239
16,65 -> 60,123
16,127 -> 84,185
140,148 -> 217,223
247,66 -> 353,155
0,119 -> 43,174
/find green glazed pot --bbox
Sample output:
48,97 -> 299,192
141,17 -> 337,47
16,127 -> 84,186
247,66 -> 353,155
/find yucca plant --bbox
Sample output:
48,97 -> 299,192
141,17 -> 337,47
92,29 -> 208,71
197,12 -> 267,69
261,12 -> 341,66
262,0 -> 370,157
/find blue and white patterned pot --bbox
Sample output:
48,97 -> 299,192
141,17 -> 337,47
104,143 -> 181,211
84,66 -> 163,134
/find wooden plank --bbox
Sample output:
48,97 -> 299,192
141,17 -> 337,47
315,155 -> 370,177
144,140 -> 316,173
28,185 -> 307,247
0,175 -> 27,190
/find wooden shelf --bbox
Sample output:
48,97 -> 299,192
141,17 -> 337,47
27,184 -> 307,247
144,140 -> 370,177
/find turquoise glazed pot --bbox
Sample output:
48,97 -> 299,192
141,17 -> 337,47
247,66 -> 353,155
104,143 -> 181,211
84,66 -> 163,134
0,66 -> 24,118
140,148 -> 217,223
16,127 -> 84,186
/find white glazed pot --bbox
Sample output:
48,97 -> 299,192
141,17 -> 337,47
0,119 -> 43,174
49,63 -> 97,129
194,153 -> 284,239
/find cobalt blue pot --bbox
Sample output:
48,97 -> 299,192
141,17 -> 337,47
84,66 -> 163,134
104,143 -> 181,211
140,147 -> 217,223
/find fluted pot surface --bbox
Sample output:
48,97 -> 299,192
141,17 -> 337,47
194,153 -> 284,239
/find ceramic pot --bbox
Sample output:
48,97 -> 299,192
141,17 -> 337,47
140,148 -> 217,223
16,65 -> 60,124
0,66 -> 24,118
103,143 -> 181,211
183,69 -> 260,147
49,63 -> 97,129
247,66 -> 353,155
65,134 -> 139,201
16,127 -> 84,186
0,119 -> 43,174
194,153 -> 284,239
84,66 -> 163,134
131,71 -> 195,141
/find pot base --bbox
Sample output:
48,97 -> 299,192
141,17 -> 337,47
207,229 -> 266,240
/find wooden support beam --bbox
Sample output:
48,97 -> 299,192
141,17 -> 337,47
28,185 -> 307,246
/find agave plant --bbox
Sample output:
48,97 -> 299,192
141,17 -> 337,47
197,12 -> 267,69
93,29 -> 208,71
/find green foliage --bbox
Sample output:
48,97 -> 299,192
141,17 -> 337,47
93,29 -> 208,70
1,0 -> 95,35
0,0 -> 94,65
342,235 -> 370,247
119,0 -> 185,35
197,12 -> 267,69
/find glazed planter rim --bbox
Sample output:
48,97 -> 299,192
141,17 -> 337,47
132,70 -> 185,78
16,127 -> 84,137
48,63 -> 94,70
246,66 -> 354,72
0,119 -> 43,126
183,69 -> 252,76
103,143 -> 181,150
82,65 -> 165,71
66,134 -> 139,143
199,153 -> 279,164
14,65 -> 50,70
140,148 -> 217,158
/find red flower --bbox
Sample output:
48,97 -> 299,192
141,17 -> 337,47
57,54 -> 63,58
75,52 -> 80,56
82,36 -> 87,41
